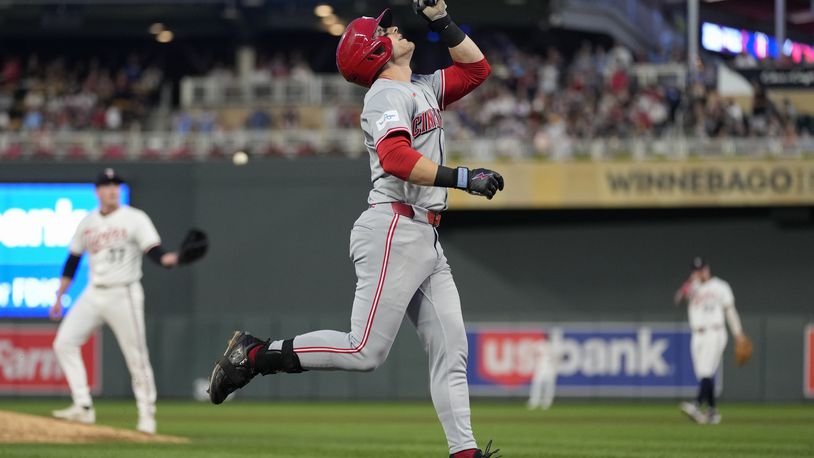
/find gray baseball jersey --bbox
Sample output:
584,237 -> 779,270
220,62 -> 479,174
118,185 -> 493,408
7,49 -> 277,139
360,71 -> 447,211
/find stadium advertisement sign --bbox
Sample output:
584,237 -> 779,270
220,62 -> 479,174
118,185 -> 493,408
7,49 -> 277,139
0,182 -> 129,319
0,326 -> 101,394
448,160 -> 814,210
738,69 -> 814,88
805,324 -> 814,398
467,323 -> 708,397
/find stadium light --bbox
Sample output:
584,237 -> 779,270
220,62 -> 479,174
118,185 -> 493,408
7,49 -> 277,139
321,14 -> 338,26
328,23 -> 345,37
314,4 -> 333,18
156,30 -> 174,43
149,23 -> 164,35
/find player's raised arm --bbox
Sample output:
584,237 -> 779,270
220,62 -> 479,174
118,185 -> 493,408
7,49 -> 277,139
414,0 -> 491,108
673,276 -> 693,306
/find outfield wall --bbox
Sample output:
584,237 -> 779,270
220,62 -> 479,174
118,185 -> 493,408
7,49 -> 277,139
1,160 -> 813,402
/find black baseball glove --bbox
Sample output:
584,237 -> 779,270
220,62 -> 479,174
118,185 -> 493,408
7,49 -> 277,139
178,228 -> 208,265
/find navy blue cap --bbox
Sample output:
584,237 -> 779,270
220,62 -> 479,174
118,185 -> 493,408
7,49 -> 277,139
94,168 -> 125,186
691,256 -> 707,270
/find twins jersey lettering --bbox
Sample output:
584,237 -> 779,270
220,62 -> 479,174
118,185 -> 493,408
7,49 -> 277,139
687,277 -> 735,330
70,206 -> 160,286
361,71 -> 447,211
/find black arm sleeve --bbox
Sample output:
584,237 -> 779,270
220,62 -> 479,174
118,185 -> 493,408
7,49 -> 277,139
62,254 -> 82,279
146,245 -> 169,267
428,16 -> 466,48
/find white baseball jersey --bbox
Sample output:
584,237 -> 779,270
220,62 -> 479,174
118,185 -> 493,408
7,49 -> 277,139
687,277 -> 735,330
69,206 -> 160,286
360,72 -> 447,211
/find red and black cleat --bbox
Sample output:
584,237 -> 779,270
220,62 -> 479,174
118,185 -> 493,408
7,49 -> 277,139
207,330 -> 265,404
451,440 -> 501,458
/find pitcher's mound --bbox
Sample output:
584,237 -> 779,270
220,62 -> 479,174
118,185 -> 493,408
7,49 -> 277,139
0,410 -> 189,444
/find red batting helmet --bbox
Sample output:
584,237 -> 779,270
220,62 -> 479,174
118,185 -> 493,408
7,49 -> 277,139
336,9 -> 394,87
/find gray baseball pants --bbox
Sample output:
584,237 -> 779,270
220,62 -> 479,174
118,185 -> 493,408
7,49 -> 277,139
266,204 -> 476,453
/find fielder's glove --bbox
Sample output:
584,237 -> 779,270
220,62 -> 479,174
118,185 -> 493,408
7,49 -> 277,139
413,0 -> 448,23
734,334 -> 753,367
464,167 -> 504,199
178,228 -> 209,265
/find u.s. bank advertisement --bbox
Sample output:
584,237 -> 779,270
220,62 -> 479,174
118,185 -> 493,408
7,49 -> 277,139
467,322 -> 717,397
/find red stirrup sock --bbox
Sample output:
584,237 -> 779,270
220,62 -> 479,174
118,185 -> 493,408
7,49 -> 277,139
247,343 -> 264,367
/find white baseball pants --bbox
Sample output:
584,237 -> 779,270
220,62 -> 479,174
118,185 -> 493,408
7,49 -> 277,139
53,283 -> 156,420
691,327 -> 727,379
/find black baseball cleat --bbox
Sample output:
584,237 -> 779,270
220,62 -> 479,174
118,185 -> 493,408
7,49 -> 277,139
450,440 -> 501,458
207,330 -> 265,404
477,441 -> 501,458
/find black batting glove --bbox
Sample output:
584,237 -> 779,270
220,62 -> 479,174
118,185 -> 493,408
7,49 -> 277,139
413,0 -> 448,24
414,0 -> 466,47
462,167 -> 505,199
434,165 -> 505,199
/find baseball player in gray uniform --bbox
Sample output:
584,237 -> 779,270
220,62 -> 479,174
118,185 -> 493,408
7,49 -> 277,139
49,169 -> 179,434
674,257 -> 747,424
208,2 -> 502,457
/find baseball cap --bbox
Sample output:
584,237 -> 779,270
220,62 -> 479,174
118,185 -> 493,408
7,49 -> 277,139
691,256 -> 707,270
94,168 -> 125,186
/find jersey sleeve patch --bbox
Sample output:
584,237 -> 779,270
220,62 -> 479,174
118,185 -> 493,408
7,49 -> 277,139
375,110 -> 401,131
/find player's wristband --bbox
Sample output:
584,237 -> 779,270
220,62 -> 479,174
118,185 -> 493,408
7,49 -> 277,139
429,16 -> 466,48
434,165 -> 469,190
146,245 -> 169,267
61,254 -> 81,279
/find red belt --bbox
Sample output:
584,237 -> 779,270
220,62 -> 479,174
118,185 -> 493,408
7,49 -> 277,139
376,202 -> 442,227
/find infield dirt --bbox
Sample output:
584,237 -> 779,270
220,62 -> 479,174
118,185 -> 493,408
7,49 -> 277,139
0,409 -> 189,444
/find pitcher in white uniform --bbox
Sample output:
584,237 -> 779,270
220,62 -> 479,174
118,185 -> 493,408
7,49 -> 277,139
673,256 -> 747,424
49,168 -> 179,434
207,3 -> 504,457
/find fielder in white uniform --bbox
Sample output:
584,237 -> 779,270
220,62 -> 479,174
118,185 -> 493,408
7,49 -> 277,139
527,329 -> 561,410
49,169 -> 179,434
674,257 -> 746,424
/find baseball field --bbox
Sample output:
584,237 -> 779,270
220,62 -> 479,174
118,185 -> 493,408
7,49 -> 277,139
0,400 -> 811,457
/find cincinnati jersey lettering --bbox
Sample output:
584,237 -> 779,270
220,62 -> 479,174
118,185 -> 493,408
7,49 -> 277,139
412,108 -> 443,138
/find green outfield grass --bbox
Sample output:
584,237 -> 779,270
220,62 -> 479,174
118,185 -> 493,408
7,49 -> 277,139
0,400 -> 811,457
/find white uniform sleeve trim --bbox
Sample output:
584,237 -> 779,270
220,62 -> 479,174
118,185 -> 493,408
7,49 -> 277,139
374,127 -> 412,149
143,242 -> 161,253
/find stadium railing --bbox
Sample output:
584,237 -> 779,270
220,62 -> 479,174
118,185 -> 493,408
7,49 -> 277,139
180,74 -> 366,108
0,131 -> 810,161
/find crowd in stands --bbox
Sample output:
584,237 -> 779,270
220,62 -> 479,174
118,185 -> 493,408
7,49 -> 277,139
165,36 -> 809,157
441,37 -> 807,159
1,35 -> 812,160
0,54 -> 164,133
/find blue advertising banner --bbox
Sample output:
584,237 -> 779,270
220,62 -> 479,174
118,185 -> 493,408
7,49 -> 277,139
0,183 -> 130,319
466,323 -> 720,398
